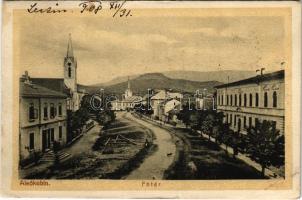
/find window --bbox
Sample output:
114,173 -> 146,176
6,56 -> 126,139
50,103 -> 55,118
50,128 -> 54,142
249,93 -> 253,107
28,103 -> 37,121
273,91 -> 277,108
230,114 -> 232,124
221,95 -> 224,105
68,67 -> 72,78
249,117 -> 252,128
43,103 -> 48,119
239,94 -> 242,106
244,116 -> 247,128
231,95 -> 233,106
59,126 -> 63,139
234,115 -> 236,127
264,92 -> 268,107
227,95 -> 229,105
244,94 -> 247,107
29,132 -> 34,150
255,118 -> 259,126
58,103 -> 62,116
255,93 -> 259,107
235,94 -> 237,106
218,95 -> 220,105
272,121 -> 277,130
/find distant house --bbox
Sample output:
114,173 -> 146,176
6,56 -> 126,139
19,72 -> 68,162
150,90 -> 169,118
151,90 -> 183,119
158,99 -> 182,123
195,94 -> 215,110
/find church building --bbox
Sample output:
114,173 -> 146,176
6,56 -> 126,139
111,77 -> 142,111
31,34 -> 87,111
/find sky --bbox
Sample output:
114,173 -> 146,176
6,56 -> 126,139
16,9 -> 288,85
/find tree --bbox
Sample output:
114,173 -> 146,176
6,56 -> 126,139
201,114 -> 215,141
177,102 -> 193,128
220,123 -> 233,155
211,112 -> 224,143
246,120 -> 284,177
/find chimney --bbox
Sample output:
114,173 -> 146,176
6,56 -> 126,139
260,68 -> 265,75
21,71 -> 31,83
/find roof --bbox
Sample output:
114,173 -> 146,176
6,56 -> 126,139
20,81 -> 67,98
215,70 -> 284,89
151,90 -> 167,100
124,95 -> 142,102
31,78 -> 71,95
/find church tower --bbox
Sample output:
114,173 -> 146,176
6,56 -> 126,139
124,76 -> 133,99
64,34 -> 77,93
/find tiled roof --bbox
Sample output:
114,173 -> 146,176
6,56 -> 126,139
30,78 -> 71,95
215,70 -> 284,89
20,81 -> 67,98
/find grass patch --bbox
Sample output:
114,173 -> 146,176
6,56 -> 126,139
101,144 -> 158,179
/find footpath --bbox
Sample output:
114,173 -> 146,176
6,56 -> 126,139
134,113 -> 281,179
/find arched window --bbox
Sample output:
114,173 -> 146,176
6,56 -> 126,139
264,92 -> 268,107
244,93 -> 247,107
249,93 -> 253,107
255,93 -> 259,107
231,95 -> 233,106
239,94 -> 242,106
235,94 -> 237,106
273,91 -> 277,108
68,67 -> 72,78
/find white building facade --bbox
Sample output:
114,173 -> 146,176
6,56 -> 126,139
215,70 -> 284,135
19,75 -> 68,162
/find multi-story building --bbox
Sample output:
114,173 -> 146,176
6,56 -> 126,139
215,70 -> 284,135
19,72 -> 68,162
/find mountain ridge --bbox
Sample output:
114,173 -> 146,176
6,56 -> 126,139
90,70 -> 256,87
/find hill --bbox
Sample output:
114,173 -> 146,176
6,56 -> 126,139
163,70 -> 256,83
90,70 -> 256,88
103,73 -> 222,95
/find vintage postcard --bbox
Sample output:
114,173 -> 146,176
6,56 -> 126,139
1,1 -> 301,198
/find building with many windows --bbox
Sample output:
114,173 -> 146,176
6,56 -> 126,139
215,70 -> 284,135
19,72 -> 68,162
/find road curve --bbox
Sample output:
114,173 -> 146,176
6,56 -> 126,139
123,112 -> 176,180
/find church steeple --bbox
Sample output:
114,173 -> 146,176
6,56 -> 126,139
66,33 -> 74,58
127,76 -> 130,89
64,34 -> 77,93
124,76 -> 133,99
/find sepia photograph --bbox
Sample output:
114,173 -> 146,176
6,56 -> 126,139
17,7 -> 288,180
1,1 -> 300,197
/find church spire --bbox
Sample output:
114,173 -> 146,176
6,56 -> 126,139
67,33 -> 74,58
127,76 -> 130,89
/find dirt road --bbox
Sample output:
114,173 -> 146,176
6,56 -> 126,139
124,112 -> 176,180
